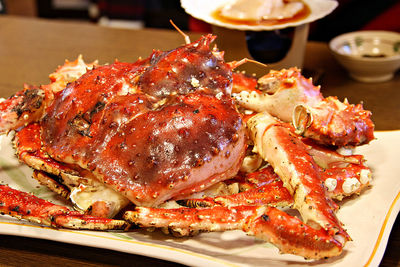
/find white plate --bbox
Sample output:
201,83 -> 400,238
0,130 -> 399,267
181,0 -> 338,31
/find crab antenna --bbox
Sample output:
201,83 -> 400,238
170,20 -> 191,44
228,58 -> 267,69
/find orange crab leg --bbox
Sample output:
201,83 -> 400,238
178,166 -> 293,208
213,181 -> 293,207
247,112 -> 350,241
232,68 -> 374,146
321,163 -> 372,200
302,137 -> 373,200
0,185 -> 127,230
125,205 -> 343,259
245,206 -> 343,259
178,182 -> 293,208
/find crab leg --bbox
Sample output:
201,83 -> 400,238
303,138 -> 363,169
178,166 -> 293,208
178,181 -> 293,208
321,163 -> 372,201
232,68 -> 374,146
301,138 -> 373,200
0,184 -> 128,230
247,112 -> 349,242
125,205 -> 343,259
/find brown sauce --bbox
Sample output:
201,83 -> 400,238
362,54 -> 387,58
212,1 -> 311,27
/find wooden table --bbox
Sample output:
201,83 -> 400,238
0,15 -> 399,266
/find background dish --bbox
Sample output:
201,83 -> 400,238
181,0 -> 338,31
329,30 -> 400,82
0,130 -> 399,267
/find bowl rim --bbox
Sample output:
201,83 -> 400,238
329,30 -> 400,62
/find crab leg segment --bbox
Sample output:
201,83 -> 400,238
213,181 -> 293,207
321,163 -> 372,200
213,166 -> 293,207
247,112 -> 349,241
232,72 -> 259,94
125,205 -> 343,259
303,138 -> 363,169
178,166 -> 293,208
245,206 -> 342,259
178,182 -> 293,208
0,185 -> 127,230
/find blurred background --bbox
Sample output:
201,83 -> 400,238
1,0 -> 399,42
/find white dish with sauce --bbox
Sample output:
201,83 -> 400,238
329,31 -> 400,83
181,0 -> 338,31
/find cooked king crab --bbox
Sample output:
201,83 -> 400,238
1,33 -> 247,214
0,29 -> 375,260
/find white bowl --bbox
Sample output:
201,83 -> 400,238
329,31 -> 400,83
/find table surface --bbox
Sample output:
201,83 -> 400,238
0,15 -> 399,267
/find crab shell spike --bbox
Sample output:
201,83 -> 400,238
212,47 -> 225,61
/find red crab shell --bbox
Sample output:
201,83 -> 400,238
36,34 -> 246,207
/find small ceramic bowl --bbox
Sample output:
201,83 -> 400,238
329,31 -> 400,83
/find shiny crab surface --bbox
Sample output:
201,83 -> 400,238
0,32 -> 374,260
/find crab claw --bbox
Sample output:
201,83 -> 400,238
125,205 -> 344,259
0,184 -> 128,230
232,68 -> 322,122
293,97 -> 375,146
